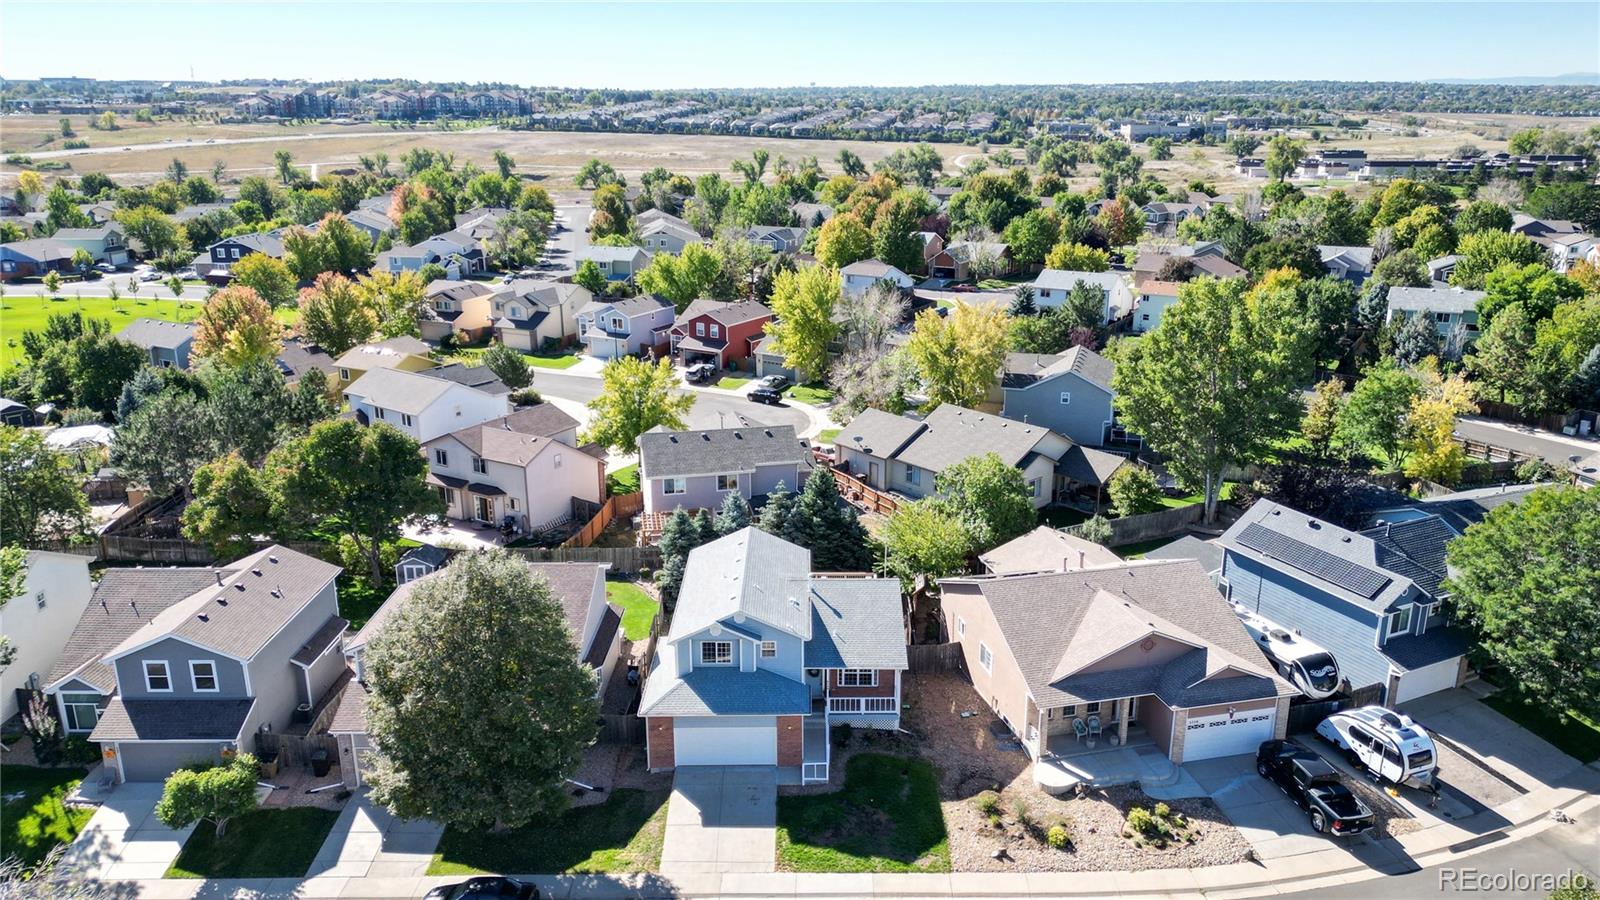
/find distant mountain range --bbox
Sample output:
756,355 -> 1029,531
1431,73 -> 1599,86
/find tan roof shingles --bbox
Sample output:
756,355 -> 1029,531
47,567 -> 234,691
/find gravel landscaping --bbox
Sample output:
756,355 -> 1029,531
901,672 -> 1251,873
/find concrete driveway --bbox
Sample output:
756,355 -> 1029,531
1185,754 -> 1332,860
660,766 -> 776,875
60,782 -> 194,880
1398,689 -> 1587,793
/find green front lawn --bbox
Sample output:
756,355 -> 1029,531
167,807 -> 341,878
817,428 -> 842,445
776,754 -> 949,873
428,788 -> 669,875
1483,694 -> 1600,764
715,375 -> 752,390
0,296 -> 199,365
0,765 -> 95,872
526,350 -> 582,370
606,463 -> 640,496
606,581 -> 660,641
785,384 -> 836,406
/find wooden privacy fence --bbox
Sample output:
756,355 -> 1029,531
597,715 -> 646,745
562,492 -> 644,549
1454,437 -> 1537,465
907,642 -> 965,673
255,731 -> 340,771
1062,504 -> 1207,547
831,466 -> 900,515
511,545 -> 661,574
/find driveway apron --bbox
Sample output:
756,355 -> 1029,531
660,766 -> 776,875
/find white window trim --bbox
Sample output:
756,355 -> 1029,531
472,457 -> 488,475
663,477 -> 686,495
978,642 -> 993,673
434,449 -> 448,466
35,591 -> 46,610
839,669 -> 878,687
700,641 -> 733,665
695,322 -> 705,336
401,564 -> 428,581
760,641 -> 777,658
189,660 -> 219,693
143,660 -> 173,693
1059,391 -> 1071,405
716,474 -> 738,492
956,616 -> 966,637
1387,606 -> 1413,638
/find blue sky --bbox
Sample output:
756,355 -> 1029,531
3,2 -> 1597,87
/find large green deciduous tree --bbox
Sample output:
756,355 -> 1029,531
635,243 -> 721,311
880,499 -> 970,591
905,303 -> 1010,410
582,357 -> 695,453
933,453 -> 1036,552
182,453 -> 277,561
1444,487 -> 1600,721
0,427 -> 90,544
267,420 -> 441,580
155,754 -> 260,838
1334,358 -> 1422,470
112,389 -> 218,498
364,550 -> 600,830
1112,277 -> 1306,522
297,273 -> 376,356
763,265 -> 840,383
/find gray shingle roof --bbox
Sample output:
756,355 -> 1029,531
1381,625 -> 1473,672
583,605 -> 623,670
528,562 -> 607,643
944,560 -> 1290,709
420,363 -> 510,395
638,664 -> 812,716
1220,500 -> 1419,611
579,293 -> 674,319
117,318 -> 196,350
1032,269 -> 1128,293
343,368 -> 471,416
327,678 -> 369,735
1361,517 -> 1453,597
836,409 -> 927,460
1004,346 -> 1115,393
804,578 -> 909,670
1057,445 -> 1129,487
48,568 -> 232,691
1387,286 -> 1485,316
668,527 -> 813,641
638,425 -> 806,480
89,696 -> 256,742
894,405 -> 1057,473
840,259 -> 903,279
979,526 -> 1121,575
106,546 -> 342,663
215,232 -> 285,257
290,615 -> 349,667
676,298 -> 773,328
1142,535 -> 1224,573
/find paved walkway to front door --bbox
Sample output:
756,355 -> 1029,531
660,766 -> 776,875
307,791 -> 444,878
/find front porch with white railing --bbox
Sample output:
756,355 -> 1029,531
827,696 -> 899,716
798,675 -> 903,785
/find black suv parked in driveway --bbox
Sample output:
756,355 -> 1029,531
1257,739 -> 1376,836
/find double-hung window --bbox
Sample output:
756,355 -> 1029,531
700,641 -> 732,665
663,477 -> 686,495
1059,391 -> 1072,405
710,324 -> 720,338
760,641 -> 777,658
401,413 -> 414,427
838,669 -> 877,687
904,465 -> 920,486
695,322 -> 706,337
716,474 -> 738,492
472,457 -> 488,475
434,449 -> 449,466
978,642 -> 993,672
190,661 -> 219,692
143,661 -> 172,692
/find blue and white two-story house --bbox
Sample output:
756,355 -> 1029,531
44,546 -> 348,782
1218,500 -> 1470,705
638,528 -> 907,783
576,294 -> 676,361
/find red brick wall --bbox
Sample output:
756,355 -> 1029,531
827,669 -> 897,698
646,717 -> 675,770
777,715 -> 803,766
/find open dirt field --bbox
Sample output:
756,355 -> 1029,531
5,110 -> 1596,197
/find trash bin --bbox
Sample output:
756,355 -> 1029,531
259,751 -> 280,778
310,748 -> 331,778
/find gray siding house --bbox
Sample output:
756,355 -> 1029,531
1218,501 -> 1470,705
576,294 -> 675,360
45,546 -> 348,782
638,425 -> 811,516
117,318 -> 197,369
999,346 -> 1116,447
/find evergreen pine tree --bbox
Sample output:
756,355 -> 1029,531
655,507 -> 696,608
714,491 -> 753,535
692,508 -> 717,546
782,469 -> 874,571
1009,283 -> 1037,317
760,480 -> 796,535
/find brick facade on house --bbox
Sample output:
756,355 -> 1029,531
777,715 -> 803,766
826,669 -> 897,697
646,717 -> 675,770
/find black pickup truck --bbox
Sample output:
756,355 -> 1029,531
1256,739 -> 1376,836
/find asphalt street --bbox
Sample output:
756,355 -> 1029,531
531,370 -> 812,436
1284,802 -> 1600,899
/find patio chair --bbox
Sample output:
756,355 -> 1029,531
1087,715 -> 1102,739
1072,717 -> 1088,744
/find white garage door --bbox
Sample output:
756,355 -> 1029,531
1182,705 -> 1278,761
674,717 -> 777,767
1392,659 -> 1460,704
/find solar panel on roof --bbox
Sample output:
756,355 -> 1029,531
1236,523 -> 1391,599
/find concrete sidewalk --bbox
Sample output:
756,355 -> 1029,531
306,792 -> 444,879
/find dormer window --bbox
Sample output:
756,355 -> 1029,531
144,661 -> 172,692
700,641 -> 732,665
